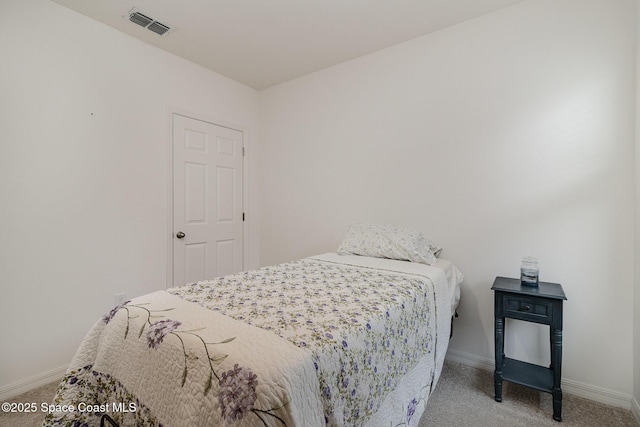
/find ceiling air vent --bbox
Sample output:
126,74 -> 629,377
147,21 -> 171,36
129,11 -> 153,27
127,9 -> 173,36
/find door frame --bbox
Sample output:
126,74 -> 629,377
166,107 -> 249,288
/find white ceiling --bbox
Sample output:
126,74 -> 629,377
51,0 -> 526,90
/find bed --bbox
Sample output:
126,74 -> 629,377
43,225 -> 463,427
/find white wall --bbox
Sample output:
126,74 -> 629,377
2,0 -> 638,411
0,0 -> 260,392
260,0 -> 636,400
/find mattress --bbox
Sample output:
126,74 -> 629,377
43,253 -> 463,427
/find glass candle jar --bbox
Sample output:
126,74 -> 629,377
520,257 -> 539,286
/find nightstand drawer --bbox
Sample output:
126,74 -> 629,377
503,295 -> 552,323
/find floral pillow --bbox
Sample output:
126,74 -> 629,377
337,223 -> 440,265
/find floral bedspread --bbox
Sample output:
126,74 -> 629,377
43,253 -> 453,427
43,291 -> 323,427
170,253 -> 451,426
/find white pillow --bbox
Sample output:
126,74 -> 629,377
337,223 -> 439,265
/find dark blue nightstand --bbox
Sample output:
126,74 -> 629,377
492,276 -> 567,422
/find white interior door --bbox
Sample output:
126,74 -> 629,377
172,113 -> 243,285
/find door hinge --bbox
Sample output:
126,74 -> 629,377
242,146 -> 245,157
242,212 -> 245,221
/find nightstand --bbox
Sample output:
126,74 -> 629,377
492,276 -> 567,422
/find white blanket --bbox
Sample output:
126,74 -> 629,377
44,291 -> 323,426
44,253 -> 462,427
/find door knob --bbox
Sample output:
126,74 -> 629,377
176,231 -> 185,239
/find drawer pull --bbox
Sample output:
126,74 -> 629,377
520,304 -> 531,312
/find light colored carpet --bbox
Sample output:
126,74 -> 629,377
420,361 -> 638,427
0,380 -> 58,427
1,360 -> 637,426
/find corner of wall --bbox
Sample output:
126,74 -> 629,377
631,397 -> 640,425
635,0 -> 640,421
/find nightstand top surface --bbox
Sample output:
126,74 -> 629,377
491,276 -> 567,300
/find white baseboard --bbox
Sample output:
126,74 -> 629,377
0,365 -> 67,401
445,349 -> 634,411
446,348 -> 494,371
631,396 -> 640,426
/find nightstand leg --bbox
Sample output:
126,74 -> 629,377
551,328 -> 563,421
494,317 -> 504,402
552,390 -> 562,422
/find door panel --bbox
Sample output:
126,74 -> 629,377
185,242 -> 207,284
216,239 -> 235,278
173,114 -> 243,285
216,166 -> 235,221
185,162 -> 207,223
